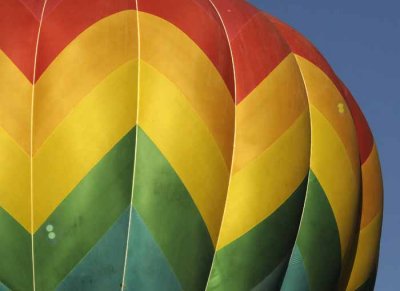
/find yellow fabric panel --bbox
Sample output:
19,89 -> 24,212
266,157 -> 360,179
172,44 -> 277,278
33,10 -> 137,153
33,61 -> 137,232
295,55 -> 359,176
0,51 -> 31,153
0,127 -> 30,231
217,111 -> 310,250
310,106 -> 360,259
346,213 -> 382,291
360,143 -> 383,228
234,54 -> 308,173
140,12 -> 234,167
139,61 -> 229,245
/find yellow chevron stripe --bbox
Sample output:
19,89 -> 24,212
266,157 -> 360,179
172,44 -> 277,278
310,105 -> 360,259
0,126 -> 30,230
346,213 -> 382,291
139,61 -> 229,245
360,143 -> 383,228
33,60 -> 137,232
33,10 -> 137,153
295,55 -> 360,176
140,12 -> 234,166
217,111 -> 310,250
234,54 -> 308,173
0,51 -> 31,154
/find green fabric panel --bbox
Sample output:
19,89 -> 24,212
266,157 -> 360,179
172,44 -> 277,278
252,256 -> 289,291
296,171 -> 341,291
281,244 -> 309,291
131,128 -> 214,291
56,207 -> 130,291
0,207 -> 32,290
206,176 -> 308,291
124,209 -> 182,291
34,128 -> 136,290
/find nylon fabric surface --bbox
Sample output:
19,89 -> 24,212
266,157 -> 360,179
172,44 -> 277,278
0,0 -> 383,290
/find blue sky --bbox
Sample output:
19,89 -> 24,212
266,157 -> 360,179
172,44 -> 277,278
248,1 -> 400,289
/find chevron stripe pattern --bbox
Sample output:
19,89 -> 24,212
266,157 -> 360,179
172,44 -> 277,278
0,0 -> 383,290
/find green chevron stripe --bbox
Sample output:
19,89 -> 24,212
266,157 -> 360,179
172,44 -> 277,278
252,256 -> 289,291
124,209 -> 182,291
206,176 -> 308,291
293,170 -> 341,291
127,128 -> 214,291
281,244 -> 309,291
34,127 -> 136,290
0,207 -> 32,290
56,207 -> 130,290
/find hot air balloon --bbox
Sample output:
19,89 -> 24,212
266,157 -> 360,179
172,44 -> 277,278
0,0 -> 383,290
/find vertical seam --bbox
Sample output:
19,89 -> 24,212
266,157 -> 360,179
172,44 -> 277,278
204,1 -> 237,290
121,1 -> 141,289
30,1 -> 48,290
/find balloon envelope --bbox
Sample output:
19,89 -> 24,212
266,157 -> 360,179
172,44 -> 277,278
0,0 -> 382,290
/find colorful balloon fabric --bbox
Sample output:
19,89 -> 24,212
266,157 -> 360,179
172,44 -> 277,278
0,0 -> 383,290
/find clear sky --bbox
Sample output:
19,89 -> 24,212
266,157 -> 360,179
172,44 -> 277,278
248,1 -> 400,289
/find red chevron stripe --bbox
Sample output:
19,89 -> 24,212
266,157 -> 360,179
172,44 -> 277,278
17,0 -> 63,20
267,15 -> 374,163
4,0 -> 234,95
0,0 -> 39,80
140,0 -> 235,97
36,0 -> 135,80
212,0 -> 290,103
1,0 -> 135,82
14,0 -> 42,20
